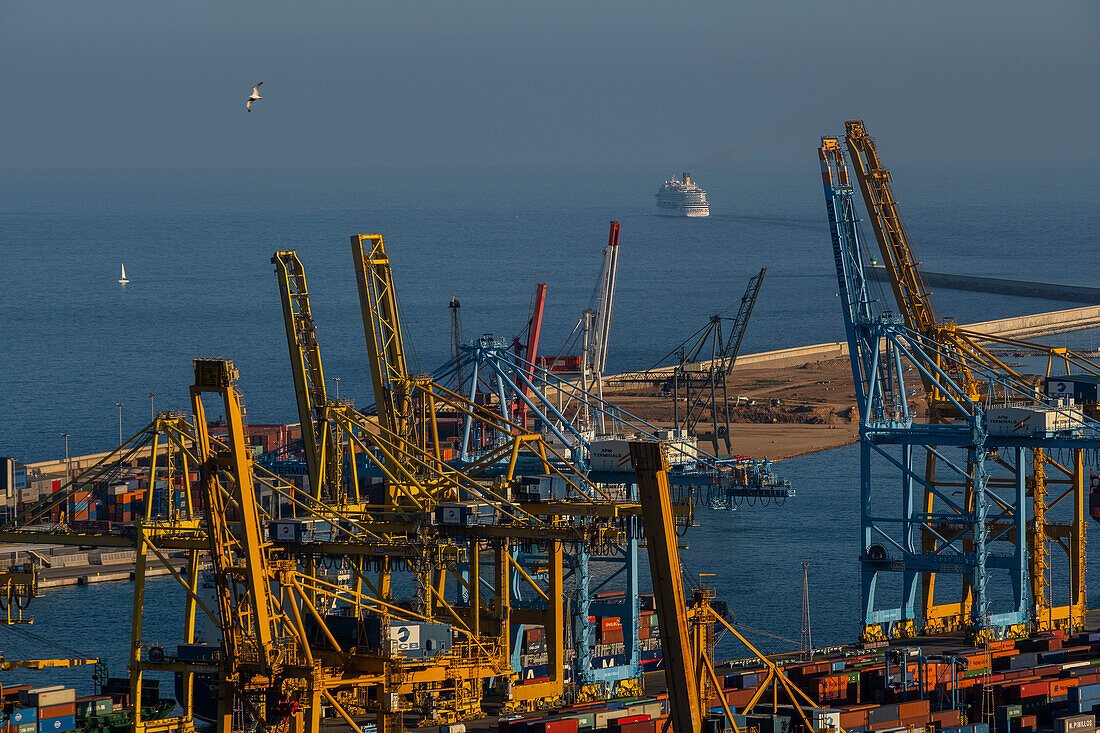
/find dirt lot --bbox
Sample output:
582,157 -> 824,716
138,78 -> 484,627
603,358 -> 871,461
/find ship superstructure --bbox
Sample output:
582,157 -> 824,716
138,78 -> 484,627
656,172 -> 709,217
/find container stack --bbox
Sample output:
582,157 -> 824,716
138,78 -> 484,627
701,629 -> 1100,733
9,686 -> 77,733
495,696 -> 667,733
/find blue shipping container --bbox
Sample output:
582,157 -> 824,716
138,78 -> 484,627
38,716 -> 76,733
11,709 -> 37,724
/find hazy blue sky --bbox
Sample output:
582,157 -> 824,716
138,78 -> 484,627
3,1 -> 1098,170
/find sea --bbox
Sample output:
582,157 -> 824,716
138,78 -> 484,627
1,159 -> 1099,695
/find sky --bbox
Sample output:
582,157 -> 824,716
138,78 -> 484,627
2,1 -> 1099,171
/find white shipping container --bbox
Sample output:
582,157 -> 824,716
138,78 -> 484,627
590,434 -> 699,471
25,687 -> 76,707
589,440 -> 633,472
986,405 -> 1082,437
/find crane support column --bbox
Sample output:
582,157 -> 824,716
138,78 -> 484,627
630,440 -> 701,733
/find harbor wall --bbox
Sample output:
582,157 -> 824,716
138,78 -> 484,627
868,265 -> 1100,304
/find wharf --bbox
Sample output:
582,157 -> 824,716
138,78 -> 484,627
605,303 -> 1100,460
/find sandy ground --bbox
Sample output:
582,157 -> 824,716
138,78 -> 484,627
603,357 -> 871,461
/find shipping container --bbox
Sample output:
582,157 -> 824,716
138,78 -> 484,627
21,689 -> 73,708
1055,714 -> 1096,733
36,715 -> 75,733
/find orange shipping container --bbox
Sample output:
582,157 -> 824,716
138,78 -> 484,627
1051,679 -> 1080,697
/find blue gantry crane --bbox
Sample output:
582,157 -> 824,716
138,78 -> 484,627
819,135 -> 1100,643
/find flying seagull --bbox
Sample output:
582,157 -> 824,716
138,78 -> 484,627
246,82 -> 263,113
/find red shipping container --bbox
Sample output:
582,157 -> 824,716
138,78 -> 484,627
600,628 -> 625,645
2,685 -> 32,701
541,720 -> 580,733
617,723 -> 656,733
897,700 -> 929,719
725,689 -> 755,708
931,710 -> 962,727
612,716 -> 651,726
840,709 -> 869,728
1012,681 -> 1051,700
601,617 -> 622,631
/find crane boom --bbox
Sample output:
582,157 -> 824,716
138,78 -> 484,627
844,119 -> 938,335
590,220 -> 620,376
845,119 -> 980,408
272,251 -> 335,500
718,267 -> 766,375
513,283 -> 547,430
351,234 -> 411,442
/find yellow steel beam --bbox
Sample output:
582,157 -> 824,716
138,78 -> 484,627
350,234 -> 410,449
630,440 -> 701,733
272,251 -> 331,500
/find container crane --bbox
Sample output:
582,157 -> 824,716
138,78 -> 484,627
842,120 -> 1088,636
820,134 -> 1098,643
668,269 -> 766,457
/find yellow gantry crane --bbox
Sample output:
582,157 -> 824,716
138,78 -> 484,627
0,234 -> 701,732
844,119 -> 1086,636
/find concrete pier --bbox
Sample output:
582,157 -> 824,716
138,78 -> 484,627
612,304 -> 1100,377
868,265 -> 1100,304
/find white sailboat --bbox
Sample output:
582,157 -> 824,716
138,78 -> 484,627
118,263 -> 129,285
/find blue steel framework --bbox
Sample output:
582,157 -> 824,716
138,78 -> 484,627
819,137 -> 1097,643
433,336 -> 793,498
431,336 -> 790,695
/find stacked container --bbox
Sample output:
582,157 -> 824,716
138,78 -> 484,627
19,687 -> 75,733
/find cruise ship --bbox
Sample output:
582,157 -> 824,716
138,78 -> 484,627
655,172 -> 709,217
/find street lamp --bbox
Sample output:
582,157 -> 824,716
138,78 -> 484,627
333,377 -> 341,400
61,433 -> 71,487
115,402 -> 125,446
149,392 -> 157,421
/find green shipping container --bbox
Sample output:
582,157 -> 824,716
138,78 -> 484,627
75,697 -> 112,718
559,713 -> 596,730
847,672 -> 861,685
996,705 -> 1023,720
18,723 -> 37,733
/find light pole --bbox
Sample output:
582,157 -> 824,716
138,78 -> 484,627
333,377 -> 341,400
149,392 -> 157,421
61,433 -> 71,488
115,402 -> 125,446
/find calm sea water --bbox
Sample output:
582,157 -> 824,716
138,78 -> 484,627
2,160 -> 1099,690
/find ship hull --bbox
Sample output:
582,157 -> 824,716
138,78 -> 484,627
656,207 -> 709,217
